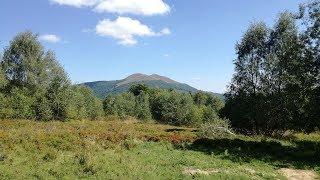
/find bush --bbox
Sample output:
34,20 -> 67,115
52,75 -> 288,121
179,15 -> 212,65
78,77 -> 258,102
9,87 -> 35,119
68,86 -> 103,120
197,118 -> 234,139
103,93 -> 136,119
134,92 -> 152,120
193,92 -> 224,112
185,105 -> 203,125
102,86 -> 225,126
0,94 -> 13,119
150,90 -> 194,125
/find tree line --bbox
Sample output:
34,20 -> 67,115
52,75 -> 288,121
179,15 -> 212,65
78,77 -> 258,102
104,84 -> 224,126
0,34 -> 224,126
0,32 -> 103,121
222,1 -> 319,134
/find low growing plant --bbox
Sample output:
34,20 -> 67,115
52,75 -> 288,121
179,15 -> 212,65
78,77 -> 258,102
197,118 -> 235,139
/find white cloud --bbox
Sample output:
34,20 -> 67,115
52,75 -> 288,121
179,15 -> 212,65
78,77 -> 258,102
94,0 -> 170,16
39,34 -> 61,43
95,17 -> 169,46
163,54 -> 169,57
50,0 -> 97,7
159,28 -> 171,35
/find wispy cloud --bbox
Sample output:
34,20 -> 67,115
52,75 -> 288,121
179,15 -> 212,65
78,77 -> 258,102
50,0 -> 97,8
159,28 -> 171,35
95,17 -> 170,46
39,34 -> 61,43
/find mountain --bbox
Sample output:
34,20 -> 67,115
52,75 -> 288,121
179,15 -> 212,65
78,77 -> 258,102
81,73 -> 223,99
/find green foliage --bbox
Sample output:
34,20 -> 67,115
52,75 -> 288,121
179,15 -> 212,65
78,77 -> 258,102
193,92 -> 208,105
103,93 -> 136,119
223,3 -> 320,134
102,85 -> 224,126
197,118 -> 234,139
9,87 -> 63,121
129,84 -> 149,96
0,94 -> 13,119
0,68 -> 7,89
202,106 -> 219,122
134,92 -> 152,120
9,87 -> 35,119
34,94 -> 53,121
0,31 -> 104,121
68,86 -> 103,120
150,89 -> 194,125
2,31 -> 45,88
193,92 -> 224,112
186,105 -> 203,125
299,0 -> 320,131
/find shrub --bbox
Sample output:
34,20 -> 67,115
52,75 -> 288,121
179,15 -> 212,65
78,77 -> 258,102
103,93 -> 135,119
102,87 -> 225,126
68,86 -> 103,120
150,90 -> 194,125
9,87 -> 35,119
129,84 -> 149,96
186,105 -> 203,125
134,92 -> 152,120
197,118 -> 234,139
0,94 -> 13,119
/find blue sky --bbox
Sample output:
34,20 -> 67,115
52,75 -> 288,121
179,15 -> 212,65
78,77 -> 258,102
0,0 -> 308,93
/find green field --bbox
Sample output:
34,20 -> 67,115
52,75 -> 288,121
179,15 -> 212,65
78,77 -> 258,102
0,119 -> 319,179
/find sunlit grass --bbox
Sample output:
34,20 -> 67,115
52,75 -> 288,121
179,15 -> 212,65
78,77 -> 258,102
0,119 -> 318,179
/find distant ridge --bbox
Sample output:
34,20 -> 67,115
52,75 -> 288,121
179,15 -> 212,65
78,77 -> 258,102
116,73 -> 177,86
81,73 -> 224,99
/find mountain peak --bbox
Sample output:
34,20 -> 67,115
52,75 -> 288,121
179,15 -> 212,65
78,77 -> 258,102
126,73 -> 147,78
81,73 -> 202,99
117,73 -> 177,86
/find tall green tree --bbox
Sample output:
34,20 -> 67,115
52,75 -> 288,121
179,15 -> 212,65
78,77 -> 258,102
298,0 -> 320,130
1,31 -> 73,121
223,4 -> 320,133
44,51 -> 71,120
266,12 -> 303,130
2,32 -> 47,90
230,22 -> 268,95
224,22 -> 269,133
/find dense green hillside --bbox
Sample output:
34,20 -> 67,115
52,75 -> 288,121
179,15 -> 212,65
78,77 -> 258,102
81,73 -> 224,99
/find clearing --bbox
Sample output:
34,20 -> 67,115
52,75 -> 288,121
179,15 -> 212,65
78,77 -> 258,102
0,119 -> 319,179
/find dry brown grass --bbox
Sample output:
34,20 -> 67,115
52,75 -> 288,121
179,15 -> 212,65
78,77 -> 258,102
0,119 -> 196,150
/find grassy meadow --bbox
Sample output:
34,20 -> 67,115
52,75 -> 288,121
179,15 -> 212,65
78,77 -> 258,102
0,119 -> 319,179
